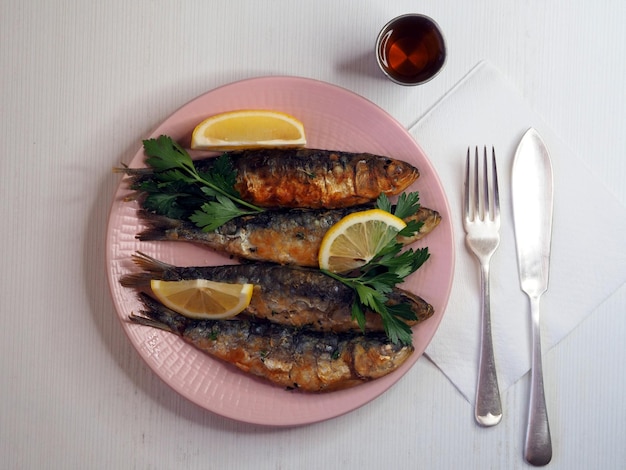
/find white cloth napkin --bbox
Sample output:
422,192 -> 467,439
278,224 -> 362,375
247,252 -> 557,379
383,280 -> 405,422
409,60 -> 626,404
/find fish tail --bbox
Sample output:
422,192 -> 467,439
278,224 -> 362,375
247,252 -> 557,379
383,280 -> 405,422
128,292 -> 188,335
133,251 -> 174,272
136,210 -> 182,242
112,163 -> 129,174
113,165 -> 153,176
118,251 -> 174,288
113,166 -> 156,189
128,312 -> 173,333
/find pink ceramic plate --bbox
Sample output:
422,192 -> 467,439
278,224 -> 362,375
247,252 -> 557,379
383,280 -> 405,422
106,77 -> 454,426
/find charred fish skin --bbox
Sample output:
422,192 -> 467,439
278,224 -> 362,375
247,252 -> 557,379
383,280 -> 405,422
130,293 -> 415,392
137,206 -> 359,267
227,148 -> 420,209
136,206 -> 441,267
125,148 -> 419,209
120,253 -> 434,333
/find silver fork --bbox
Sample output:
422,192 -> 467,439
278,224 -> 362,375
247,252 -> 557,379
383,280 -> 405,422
464,146 -> 503,426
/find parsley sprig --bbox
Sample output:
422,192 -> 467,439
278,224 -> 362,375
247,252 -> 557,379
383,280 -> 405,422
321,193 -> 430,345
138,135 -> 264,231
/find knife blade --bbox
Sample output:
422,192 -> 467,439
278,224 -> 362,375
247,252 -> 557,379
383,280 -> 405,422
511,127 -> 553,466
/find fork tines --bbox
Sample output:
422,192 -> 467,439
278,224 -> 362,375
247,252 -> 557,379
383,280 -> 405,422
465,146 -> 500,224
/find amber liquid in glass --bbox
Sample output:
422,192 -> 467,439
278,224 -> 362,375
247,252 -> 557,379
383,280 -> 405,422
379,16 -> 445,84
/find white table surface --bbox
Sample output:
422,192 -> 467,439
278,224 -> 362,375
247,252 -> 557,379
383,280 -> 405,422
2,1 -> 625,468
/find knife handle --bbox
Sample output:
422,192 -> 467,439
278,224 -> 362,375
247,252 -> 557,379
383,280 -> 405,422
475,262 -> 502,426
525,295 -> 552,466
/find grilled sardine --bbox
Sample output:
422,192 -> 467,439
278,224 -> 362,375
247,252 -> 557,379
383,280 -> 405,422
123,147 -> 419,209
130,293 -> 414,392
136,205 -> 441,266
120,252 -> 434,333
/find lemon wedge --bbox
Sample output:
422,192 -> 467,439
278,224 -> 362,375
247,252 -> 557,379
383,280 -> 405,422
318,208 -> 407,273
190,109 -> 306,150
150,279 -> 254,320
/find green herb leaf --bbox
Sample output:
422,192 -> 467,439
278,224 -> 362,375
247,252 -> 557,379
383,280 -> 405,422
376,191 -> 421,219
351,302 -> 367,331
380,308 -> 414,345
138,135 -> 264,230
376,193 -> 393,213
398,220 -> 424,238
198,154 -> 239,198
143,136 -> 195,173
376,191 -> 422,240
190,195 -> 258,232
321,212 -> 431,346
142,192 -> 187,219
393,191 -> 420,219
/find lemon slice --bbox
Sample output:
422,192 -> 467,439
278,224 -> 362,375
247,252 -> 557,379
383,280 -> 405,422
190,109 -> 306,150
318,209 -> 407,273
150,279 -> 254,319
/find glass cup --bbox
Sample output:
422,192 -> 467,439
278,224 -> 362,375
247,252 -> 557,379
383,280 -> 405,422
376,14 -> 447,86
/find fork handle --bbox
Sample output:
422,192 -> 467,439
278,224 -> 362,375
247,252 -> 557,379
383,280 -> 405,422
475,261 -> 502,426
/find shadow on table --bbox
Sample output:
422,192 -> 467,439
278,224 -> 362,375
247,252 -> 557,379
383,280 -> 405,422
335,48 -> 387,82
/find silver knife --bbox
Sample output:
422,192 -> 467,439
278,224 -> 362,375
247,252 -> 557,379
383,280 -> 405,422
511,128 -> 553,466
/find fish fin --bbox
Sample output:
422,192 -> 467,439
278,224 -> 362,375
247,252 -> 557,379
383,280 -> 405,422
118,251 -> 174,288
128,312 -> 173,333
128,292 -> 188,335
136,210 -> 181,242
131,251 -> 174,273
119,272 -> 153,288
112,163 -> 129,173
113,166 -> 153,176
